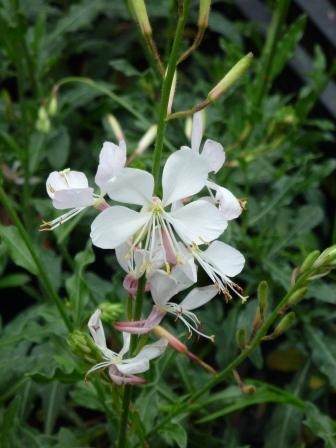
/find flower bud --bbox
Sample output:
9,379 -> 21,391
198,0 -> 211,28
241,384 -> 257,395
99,302 -> 124,323
105,114 -> 124,142
208,53 -> 253,102
129,0 -> 152,35
272,312 -> 296,338
47,93 -> 58,117
286,287 -> 307,308
36,106 -> 51,133
299,250 -> 320,273
236,328 -> 247,350
315,245 -> 336,267
133,125 -> 157,158
257,280 -> 268,319
68,330 -> 100,363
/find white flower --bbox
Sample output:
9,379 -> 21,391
41,141 -> 126,230
115,269 -> 218,340
90,148 -> 227,266
190,240 -> 246,299
87,309 -> 167,385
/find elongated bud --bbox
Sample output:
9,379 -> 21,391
299,250 -> 320,273
241,384 -> 257,395
208,53 -> 253,102
129,0 -> 152,35
167,70 -> 177,114
236,328 -> 247,350
257,280 -> 268,319
36,106 -> 51,133
99,302 -> 124,323
314,245 -> 336,268
198,0 -> 211,28
105,114 -> 124,142
286,287 -> 307,308
272,312 -> 296,338
47,93 -> 58,116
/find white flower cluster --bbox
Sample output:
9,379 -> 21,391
42,113 -> 245,384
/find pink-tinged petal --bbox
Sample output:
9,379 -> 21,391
114,308 -> 165,334
202,241 -> 245,277
106,167 -> 154,206
149,270 -> 179,306
201,139 -> 225,173
52,188 -> 94,209
95,140 -> 127,193
90,206 -> 151,249
88,309 -> 107,349
180,285 -> 218,311
109,365 -> 146,385
122,274 -> 151,296
167,199 -> 228,245
46,170 -> 89,198
215,186 -> 242,220
162,149 -> 209,206
191,112 -> 203,152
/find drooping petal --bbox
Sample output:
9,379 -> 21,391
119,332 -> 131,357
162,149 -> 209,206
90,206 -> 151,249
202,240 -> 245,277
167,199 -> 228,245
46,170 -> 89,198
180,285 -> 218,311
201,139 -> 225,173
149,270 -> 180,306
106,167 -> 154,206
170,263 -> 196,291
95,140 -> 127,193
52,188 -> 94,209
114,308 -> 165,334
191,111 -> 203,152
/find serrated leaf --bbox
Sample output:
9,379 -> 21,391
0,225 -> 38,275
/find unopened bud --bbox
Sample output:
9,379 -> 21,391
315,245 -> 336,267
47,94 -> 58,116
99,302 -> 124,323
68,330 -> 100,362
167,70 -> 177,114
135,125 -> 157,156
286,287 -> 307,308
272,312 -> 296,338
153,326 -> 188,354
208,53 -> 253,102
36,106 -> 50,133
105,114 -> 124,142
257,280 -> 268,319
300,250 -> 320,273
241,384 -> 256,395
130,0 -> 152,35
198,0 -> 211,28
236,328 -> 247,350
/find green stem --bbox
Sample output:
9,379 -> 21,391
253,0 -> 291,107
0,185 -> 72,331
143,274 -> 310,439
152,0 -> 190,194
116,275 -> 147,448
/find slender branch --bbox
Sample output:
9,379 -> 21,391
0,184 -> 72,331
152,0 -> 190,194
178,26 -> 206,64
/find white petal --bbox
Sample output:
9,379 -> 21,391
202,240 -> 245,277
167,199 -> 228,245
118,338 -> 167,374
170,263 -> 196,291
90,206 -> 151,249
115,242 -> 131,273
119,332 -> 131,357
215,186 -> 242,220
117,357 -> 150,375
106,167 -> 154,206
162,149 -> 209,205
201,139 -> 225,173
191,112 -> 203,152
95,140 -> 127,193
88,309 -> 107,349
46,170 -> 89,198
52,188 -> 94,209
180,285 -> 218,310
149,270 -> 179,305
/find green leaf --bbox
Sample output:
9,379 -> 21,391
304,403 -> 336,448
159,421 -> 187,448
0,273 -> 30,288
0,225 -> 38,275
